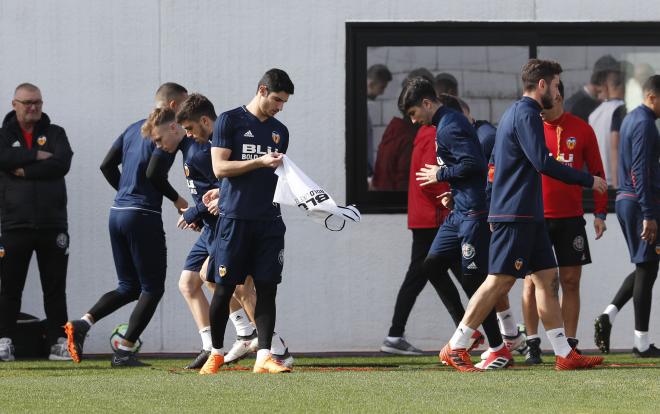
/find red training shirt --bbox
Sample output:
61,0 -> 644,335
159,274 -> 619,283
408,125 -> 450,228
542,111 -> 608,218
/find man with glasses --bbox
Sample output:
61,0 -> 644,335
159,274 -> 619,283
0,83 -> 74,362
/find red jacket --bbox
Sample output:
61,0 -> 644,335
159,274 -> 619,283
542,112 -> 608,218
372,117 -> 415,191
408,125 -> 451,228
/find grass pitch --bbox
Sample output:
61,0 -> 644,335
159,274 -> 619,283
0,354 -> 658,413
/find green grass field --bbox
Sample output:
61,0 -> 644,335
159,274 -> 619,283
0,354 -> 658,413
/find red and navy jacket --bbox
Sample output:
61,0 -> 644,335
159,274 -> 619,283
432,106 -> 487,218
617,104 -> 660,219
489,97 -> 594,223
408,125 -> 450,229
542,112 -> 608,218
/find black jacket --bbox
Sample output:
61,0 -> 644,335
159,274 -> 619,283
0,111 -> 73,231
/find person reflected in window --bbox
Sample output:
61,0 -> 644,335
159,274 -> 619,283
626,63 -> 655,112
434,72 -> 458,97
366,64 -> 392,179
565,55 -> 619,122
372,68 -> 432,191
590,65 -> 626,188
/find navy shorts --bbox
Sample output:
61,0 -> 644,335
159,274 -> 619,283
616,198 -> 660,264
427,212 -> 490,276
212,217 -> 285,285
489,221 -> 557,279
546,216 -> 591,267
183,226 -> 214,272
109,208 -> 166,295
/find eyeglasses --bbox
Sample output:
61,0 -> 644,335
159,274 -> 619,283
14,99 -> 43,107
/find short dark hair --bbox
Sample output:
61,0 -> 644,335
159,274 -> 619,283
642,74 -> 660,95
176,93 -> 217,123
558,80 -> 565,99
403,67 -> 434,87
521,59 -> 563,91
606,70 -> 625,88
434,73 -> 458,96
398,77 -> 438,113
437,93 -> 462,112
258,68 -> 294,94
367,64 -> 393,84
155,82 -> 188,107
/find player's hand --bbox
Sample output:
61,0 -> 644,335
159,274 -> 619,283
641,219 -> 657,244
260,151 -> 283,169
416,164 -> 440,186
437,191 -> 454,210
202,188 -> 220,207
591,176 -> 607,194
36,150 -> 52,160
207,198 -> 220,216
173,196 -> 188,214
11,168 -> 25,177
594,218 -> 607,240
188,221 -> 202,232
177,214 -> 189,229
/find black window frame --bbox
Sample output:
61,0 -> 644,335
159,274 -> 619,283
346,21 -> 660,214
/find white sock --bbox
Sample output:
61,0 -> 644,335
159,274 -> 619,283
497,310 -> 518,337
527,334 -> 540,340
211,347 -> 223,355
270,332 -> 287,355
546,327 -> 572,358
81,315 -> 94,327
229,309 -> 254,337
489,343 -> 504,353
449,323 -> 475,349
386,336 -> 402,342
199,326 -> 212,351
634,330 -> 650,352
603,304 -> 619,323
117,343 -> 133,352
256,348 -> 270,362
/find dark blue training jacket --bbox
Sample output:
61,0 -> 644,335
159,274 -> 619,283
432,106 -> 487,218
617,104 -> 660,219
488,97 -> 593,223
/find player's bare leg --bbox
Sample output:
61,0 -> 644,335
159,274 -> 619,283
558,266 -> 582,341
529,268 -> 602,370
522,276 -> 543,364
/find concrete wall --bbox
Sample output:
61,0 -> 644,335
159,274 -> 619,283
1,0 -> 658,354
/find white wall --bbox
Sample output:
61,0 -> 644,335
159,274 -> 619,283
1,0 -> 658,353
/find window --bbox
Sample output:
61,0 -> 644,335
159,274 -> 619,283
346,22 -> 660,214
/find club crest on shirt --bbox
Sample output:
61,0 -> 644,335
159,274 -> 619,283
272,131 -> 281,144
56,233 -> 68,249
184,164 -> 190,177
514,258 -> 523,271
566,137 -> 576,151
462,243 -> 475,260
573,235 -> 585,252
0,246 -> 5,258
37,136 -> 47,146
219,266 -> 227,278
